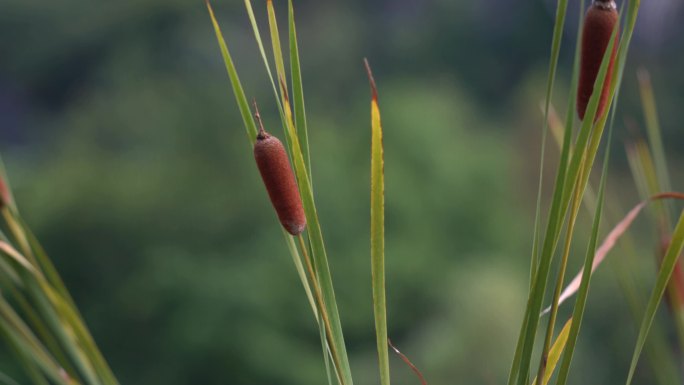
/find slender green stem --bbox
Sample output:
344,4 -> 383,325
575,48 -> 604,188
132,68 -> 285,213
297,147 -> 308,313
297,234 -> 345,385
536,158 -> 586,385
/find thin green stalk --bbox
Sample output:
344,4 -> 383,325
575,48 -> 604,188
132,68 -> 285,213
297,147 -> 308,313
555,129 -> 612,385
0,298 -> 76,385
275,47 -> 354,385
24,278 -> 99,385
288,0 -> 311,176
243,0 -> 282,112
266,0 -> 288,103
206,1 -> 259,144
40,281 -> 119,385
4,283 -> 77,377
508,0 -> 577,377
2,209 -> 37,267
286,231 -> 333,385
536,158 -> 587,385
285,231 -> 318,320
0,319 -> 49,385
297,235 -> 345,385
637,69 -> 672,206
529,0 -> 570,291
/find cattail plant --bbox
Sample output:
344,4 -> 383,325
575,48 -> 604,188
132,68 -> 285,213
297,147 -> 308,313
207,1 -> 682,385
252,101 -> 307,236
577,0 -> 619,121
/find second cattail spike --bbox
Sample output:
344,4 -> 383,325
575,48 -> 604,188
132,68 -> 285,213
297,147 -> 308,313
576,0 -> 619,121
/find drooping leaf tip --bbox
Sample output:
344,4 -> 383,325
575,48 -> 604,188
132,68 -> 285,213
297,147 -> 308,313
651,192 -> 684,202
364,58 -> 379,102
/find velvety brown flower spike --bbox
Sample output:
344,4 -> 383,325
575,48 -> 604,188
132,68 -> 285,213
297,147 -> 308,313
252,101 -> 307,235
577,0 -> 619,121
0,177 -> 11,209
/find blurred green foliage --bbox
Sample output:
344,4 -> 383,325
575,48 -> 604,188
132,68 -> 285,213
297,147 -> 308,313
1,0 -> 683,384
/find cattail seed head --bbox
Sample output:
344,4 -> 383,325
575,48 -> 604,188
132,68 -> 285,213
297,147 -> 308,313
252,103 -> 306,236
658,235 -> 684,308
577,0 -> 618,121
0,177 -> 10,209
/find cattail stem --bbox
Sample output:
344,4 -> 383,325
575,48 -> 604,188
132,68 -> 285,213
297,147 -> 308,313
297,234 -> 345,385
536,154 -> 587,385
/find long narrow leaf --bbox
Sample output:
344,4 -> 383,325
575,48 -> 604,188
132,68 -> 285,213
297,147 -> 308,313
243,0 -> 282,112
366,59 -> 389,385
288,0 -> 311,176
0,299 -> 76,385
266,0 -> 288,102
528,0 -> 570,289
282,89 -> 354,385
0,323 -> 49,385
555,135 -> 611,385
285,232 -> 318,320
205,1 -> 258,144
508,0 -> 573,381
637,69 -> 670,192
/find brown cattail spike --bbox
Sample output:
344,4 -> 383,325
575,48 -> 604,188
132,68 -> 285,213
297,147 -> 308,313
577,0 -> 618,121
658,235 -> 684,309
252,101 -> 307,235
0,177 -> 10,209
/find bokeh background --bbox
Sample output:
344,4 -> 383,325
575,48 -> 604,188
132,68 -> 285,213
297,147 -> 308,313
1,0 -> 684,384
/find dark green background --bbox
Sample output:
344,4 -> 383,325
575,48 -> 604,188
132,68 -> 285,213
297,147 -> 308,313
1,0 -> 683,383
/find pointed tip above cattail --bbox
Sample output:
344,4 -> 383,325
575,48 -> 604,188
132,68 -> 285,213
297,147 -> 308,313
364,58 -> 378,102
253,99 -> 268,139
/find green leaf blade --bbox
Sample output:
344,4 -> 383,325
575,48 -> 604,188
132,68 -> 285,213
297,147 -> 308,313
366,60 -> 389,385
206,1 -> 258,145
288,0 -> 311,176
